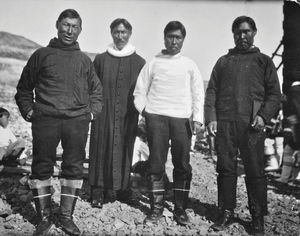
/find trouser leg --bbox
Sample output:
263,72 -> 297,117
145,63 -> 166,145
240,123 -> 267,235
144,113 -> 169,223
217,175 -> 237,211
169,117 -> 192,225
210,121 -> 238,231
170,117 -> 192,209
31,115 -> 60,180
241,126 -> 267,217
60,114 -> 90,179
215,121 -> 239,211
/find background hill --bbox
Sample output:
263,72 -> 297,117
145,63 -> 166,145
0,31 -> 37,86
0,31 -> 41,60
0,31 -> 96,87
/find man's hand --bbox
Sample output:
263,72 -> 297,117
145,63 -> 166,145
193,121 -> 203,134
251,115 -> 265,131
25,110 -> 34,121
207,121 -> 217,136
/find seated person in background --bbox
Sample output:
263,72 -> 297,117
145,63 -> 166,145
0,107 -> 26,165
276,114 -> 300,184
132,116 -> 149,168
264,109 -> 284,172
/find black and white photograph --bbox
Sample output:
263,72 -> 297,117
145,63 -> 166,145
0,0 -> 299,235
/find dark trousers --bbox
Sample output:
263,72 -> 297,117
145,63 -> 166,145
145,113 -> 192,189
288,85 -> 300,149
216,120 -> 267,216
31,114 -> 90,180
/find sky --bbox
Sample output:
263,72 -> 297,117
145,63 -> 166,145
0,0 -> 283,82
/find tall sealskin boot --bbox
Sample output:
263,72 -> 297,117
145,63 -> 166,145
173,180 -> 191,226
245,177 -> 268,218
252,215 -> 265,236
144,174 -> 165,224
210,209 -> 234,231
28,178 -> 54,236
217,175 -> 237,212
57,179 -> 82,236
32,186 -> 53,236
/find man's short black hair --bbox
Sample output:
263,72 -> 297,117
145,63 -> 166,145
110,18 -> 132,32
164,21 -> 186,38
0,107 -> 10,118
232,16 -> 257,33
57,9 -> 82,28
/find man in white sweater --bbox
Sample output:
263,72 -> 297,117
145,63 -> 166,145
133,21 -> 204,225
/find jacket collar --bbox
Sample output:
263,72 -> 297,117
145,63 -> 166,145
47,38 -> 80,51
228,46 -> 260,55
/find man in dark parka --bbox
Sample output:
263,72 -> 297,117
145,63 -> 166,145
15,9 -> 103,236
204,16 -> 281,236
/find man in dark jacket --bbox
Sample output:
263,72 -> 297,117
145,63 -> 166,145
204,16 -> 281,236
15,9 -> 102,236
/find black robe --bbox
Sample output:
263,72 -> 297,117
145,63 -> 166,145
88,51 -> 145,191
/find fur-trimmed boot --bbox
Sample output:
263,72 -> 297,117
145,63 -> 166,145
144,174 -> 165,224
246,177 -> 267,236
173,180 -> 191,226
29,178 -> 53,236
252,215 -> 265,236
57,179 -> 82,236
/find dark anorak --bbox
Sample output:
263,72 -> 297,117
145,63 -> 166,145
15,38 -> 103,119
205,47 -> 281,124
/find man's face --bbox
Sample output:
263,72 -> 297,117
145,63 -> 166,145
56,17 -> 82,45
0,115 -> 9,128
111,23 -> 131,50
164,29 -> 184,55
233,22 -> 256,51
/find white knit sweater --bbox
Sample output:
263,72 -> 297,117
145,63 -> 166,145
133,52 -> 204,123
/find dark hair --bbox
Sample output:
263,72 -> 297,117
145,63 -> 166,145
232,16 -> 257,33
0,107 -> 9,118
57,9 -> 82,28
110,18 -> 132,32
164,21 -> 186,38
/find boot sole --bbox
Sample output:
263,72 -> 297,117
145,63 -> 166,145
175,218 -> 190,226
33,223 -> 55,236
209,222 -> 234,232
56,222 -> 81,236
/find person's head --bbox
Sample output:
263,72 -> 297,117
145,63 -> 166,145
110,18 -> 132,50
56,9 -> 82,46
0,108 -> 10,128
163,21 -> 186,55
232,16 -> 257,51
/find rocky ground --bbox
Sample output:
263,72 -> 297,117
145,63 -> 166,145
0,84 -> 299,236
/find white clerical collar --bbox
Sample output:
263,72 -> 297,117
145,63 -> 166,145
107,43 -> 136,57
